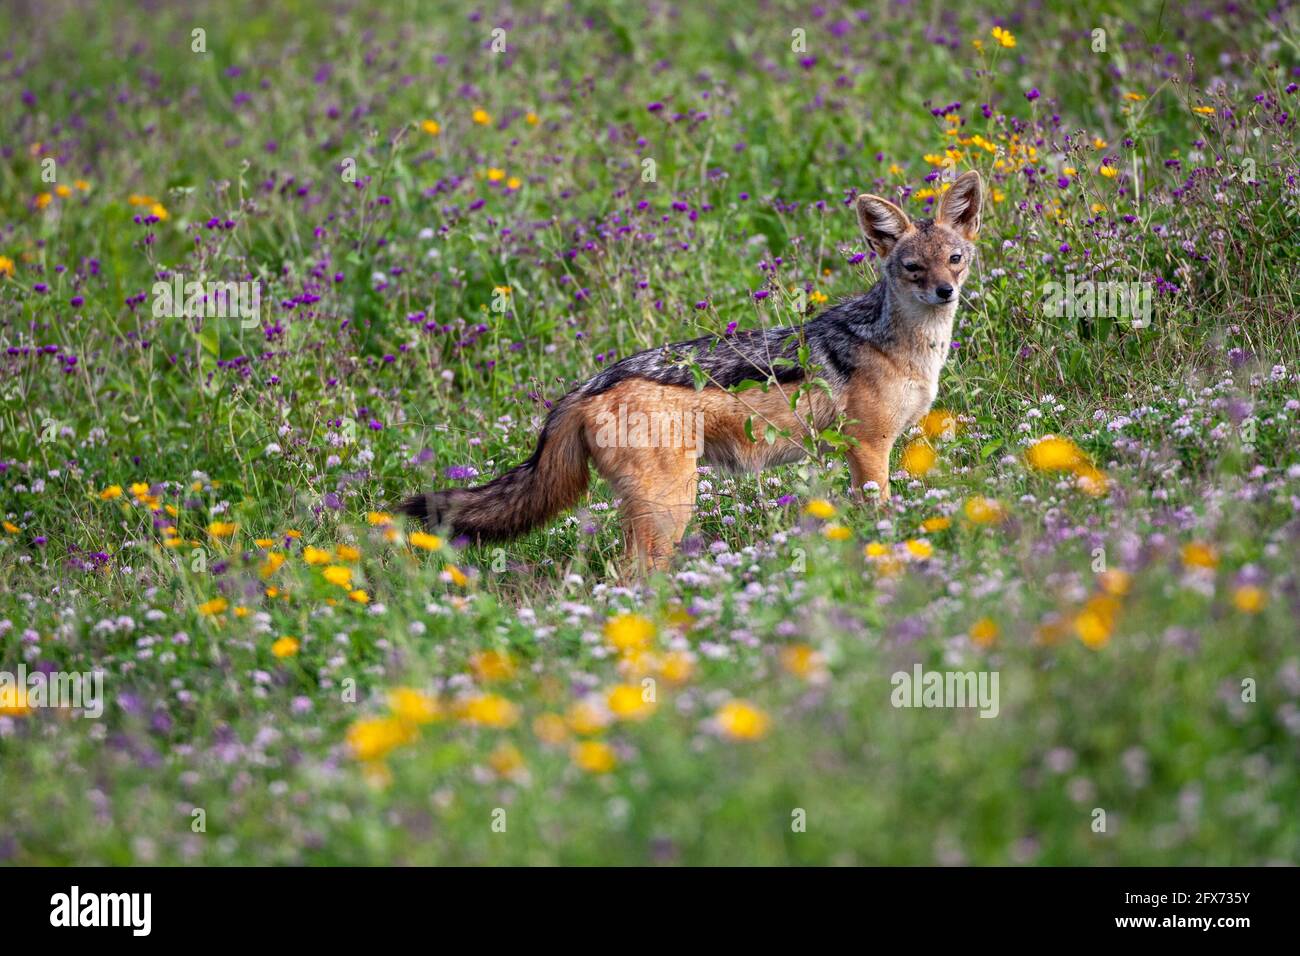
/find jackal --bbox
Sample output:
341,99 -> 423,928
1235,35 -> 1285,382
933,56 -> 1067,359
401,170 -> 983,572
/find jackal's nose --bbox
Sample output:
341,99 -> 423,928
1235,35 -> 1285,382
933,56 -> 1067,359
935,284 -> 954,301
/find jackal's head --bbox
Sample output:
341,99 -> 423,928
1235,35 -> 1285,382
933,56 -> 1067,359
855,170 -> 982,309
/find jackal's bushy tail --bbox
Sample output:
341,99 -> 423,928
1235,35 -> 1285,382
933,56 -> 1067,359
398,398 -> 589,542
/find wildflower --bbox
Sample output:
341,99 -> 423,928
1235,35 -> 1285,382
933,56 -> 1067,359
472,107 -> 491,125
963,496 -> 1005,525
346,717 -> 415,761
823,523 -> 852,541
525,111 -> 539,125
1181,542 -> 1219,570
366,512 -> 392,526
458,693 -> 519,728
566,698 -> 611,735
991,26 -> 1016,48
604,613 -> 655,652
804,498 -> 836,520
303,546 -> 332,565
1192,105 -> 1216,116
532,713 -> 569,745
2,521 -> 19,534
901,440 -> 937,476
607,683 -> 656,721
489,743 -> 525,778
271,636 -> 300,658
444,564 -> 469,587
471,649 -> 516,682
0,683 -> 30,717
920,409 -> 958,440
780,644 -> 824,679
969,617 -> 999,648
409,531 -> 442,551
1099,164 -> 1119,179
572,740 -> 617,773
0,255 -> 14,278
197,597 -> 229,616
35,192 -> 53,209
904,538 -> 934,559
1097,569 -> 1132,596
506,176 -> 522,190
336,543 -> 361,562
322,565 -> 353,588
921,516 -> 952,534
486,167 -> 506,182
716,700 -> 771,741
387,687 -> 441,724
658,650 -> 695,684
99,485 -> 123,501
1075,466 -> 1109,497
420,119 -> 441,135
348,589 -> 369,604
207,521 -> 238,538
1025,437 -> 1084,472
1232,586 -> 1266,614
1075,595 -> 1119,649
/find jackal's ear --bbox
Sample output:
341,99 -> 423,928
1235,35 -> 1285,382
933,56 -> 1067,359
937,170 -> 982,239
856,193 -> 913,258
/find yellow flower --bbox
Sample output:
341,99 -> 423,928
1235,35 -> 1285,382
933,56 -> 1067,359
991,26 -> 1016,48
921,516 -> 951,534
572,740 -> 617,773
366,511 -> 392,526
387,687 -> 442,725
823,523 -> 852,541
346,716 -> 415,761
963,496 -> 1005,525
322,564 -> 353,588
348,589 -> 370,604
99,484 -> 123,500
150,203 -> 169,221
460,693 -> 519,728
74,179 -> 91,192
780,644 -> 824,679
302,545 -> 332,565
197,597 -> 229,616
658,650 -> 694,684
1099,164 -> 1118,179
566,698 -> 611,735
969,617 -> 999,648
1181,542 -> 1219,570
1075,594 -> 1119,649
1123,91 -> 1145,101
506,176 -> 522,190
420,119 -> 441,135
1192,105 -> 1215,116
1093,137 -> 1108,149
444,564 -> 470,587
1097,569 -> 1132,596
471,649 -> 516,682
904,538 -> 933,560
0,683 -> 31,717
971,38 -> 984,52
271,636 -> 300,658
716,700 -> 771,741
532,713 -> 569,745
489,742 -> 526,778
863,541 -> 889,558
1075,465 -> 1109,497
810,289 -> 828,304
207,521 -> 238,538
409,531 -> 442,551
472,107 -> 491,125
604,613 -> 655,652
486,167 -> 506,182
804,498 -> 836,520
35,192 -> 53,209
336,543 -> 361,562
2,521 -> 19,534
1232,585 -> 1266,614
1026,436 -> 1084,472
901,440 -> 937,476
525,111 -> 539,125
607,683 -> 656,721
55,184 -> 71,198
920,409 -> 958,440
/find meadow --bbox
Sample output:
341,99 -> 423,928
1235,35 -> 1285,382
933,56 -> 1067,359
1,0 -> 1298,865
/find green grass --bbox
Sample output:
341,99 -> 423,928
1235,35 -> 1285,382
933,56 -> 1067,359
0,0 -> 1298,865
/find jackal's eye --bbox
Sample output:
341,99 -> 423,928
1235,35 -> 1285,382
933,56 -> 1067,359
949,253 -> 962,264
903,262 -> 922,272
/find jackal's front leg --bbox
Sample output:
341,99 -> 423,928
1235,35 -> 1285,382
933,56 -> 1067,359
846,440 -> 892,501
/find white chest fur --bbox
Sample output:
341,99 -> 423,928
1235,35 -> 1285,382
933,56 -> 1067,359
897,307 -> 955,428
